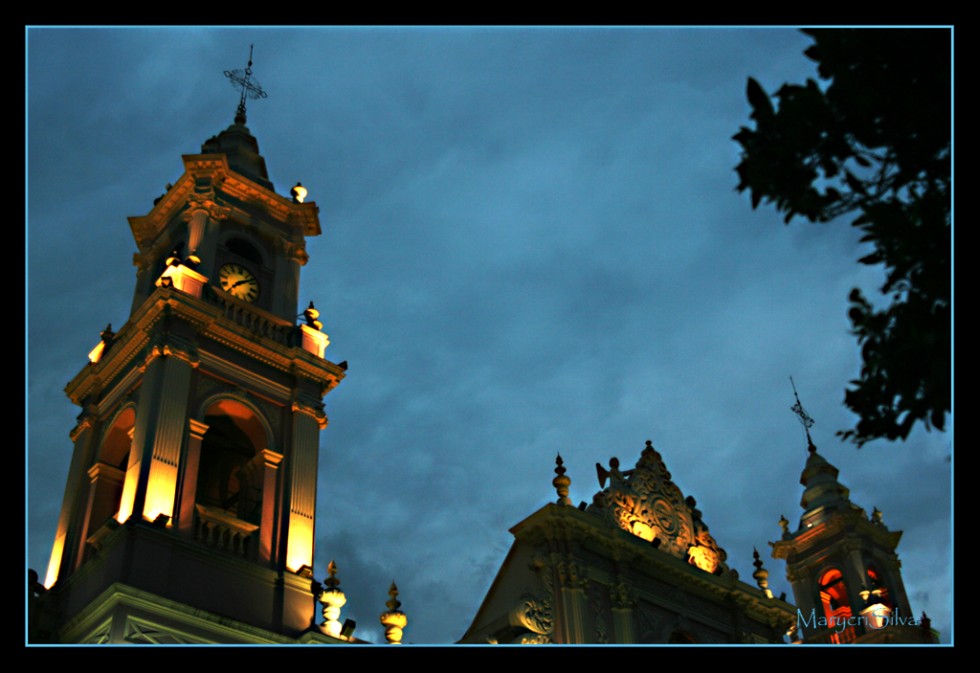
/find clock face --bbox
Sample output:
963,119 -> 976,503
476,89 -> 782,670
218,263 -> 260,303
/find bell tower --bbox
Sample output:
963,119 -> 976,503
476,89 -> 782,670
33,51 -> 347,644
770,384 -> 938,644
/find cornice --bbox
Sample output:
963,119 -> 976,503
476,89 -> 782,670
771,509 -> 903,562
127,153 -> 321,255
65,287 -> 344,406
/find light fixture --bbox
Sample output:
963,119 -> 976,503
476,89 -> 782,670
340,619 -> 357,640
291,182 -> 307,203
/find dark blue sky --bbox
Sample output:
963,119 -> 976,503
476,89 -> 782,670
26,27 -> 952,644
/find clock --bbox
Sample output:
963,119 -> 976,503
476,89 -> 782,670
218,263 -> 260,303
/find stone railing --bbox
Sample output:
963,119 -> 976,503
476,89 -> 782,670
804,625 -> 858,644
201,286 -> 297,347
194,504 -> 259,559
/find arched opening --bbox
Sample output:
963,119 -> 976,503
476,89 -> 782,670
193,399 -> 271,559
196,401 -> 267,524
94,407 -> 134,525
865,565 -> 892,607
819,568 -> 854,642
100,407 -> 135,470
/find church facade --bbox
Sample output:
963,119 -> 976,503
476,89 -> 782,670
460,439 -> 938,644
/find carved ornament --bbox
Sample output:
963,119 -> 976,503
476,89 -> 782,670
514,634 -> 551,645
609,581 -> 637,610
291,400 -> 328,429
587,583 -> 610,643
183,193 -> 231,223
510,597 -> 553,635
556,559 -> 590,591
588,441 -> 728,574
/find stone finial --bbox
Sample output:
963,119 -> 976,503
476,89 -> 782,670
380,581 -> 407,644
100,324 -> 115,344
752,548 -> 774,598
324,559 -> 340,589
871,507 -> 885,525
318,560 -> 347,638
553,454 -> 572,505
304,301 -> 324,331
778,514 -> 790,536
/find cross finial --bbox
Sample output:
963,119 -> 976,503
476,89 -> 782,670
224,44 -> 268,125
789,376 -> 816,453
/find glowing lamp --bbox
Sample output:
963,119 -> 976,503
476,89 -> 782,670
630,520 -> 655,542
156,263 -> 207,298
44,536 -> 66,588
860,601 -> 891,630
291,182 -> 307,203
88,340 -> 106,364
300,324 -> 329,358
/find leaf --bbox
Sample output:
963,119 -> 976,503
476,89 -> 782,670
746,78 -> 774,121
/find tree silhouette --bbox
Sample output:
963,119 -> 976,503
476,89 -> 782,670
733,29 -> 950,446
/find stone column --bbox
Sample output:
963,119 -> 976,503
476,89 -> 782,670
843,545 -> 870,622
79,462 -> 125,549
610,582 -> 637,643
175,418 -> 208,536
46,412 -> 98,586
556,560 -> 589,643
128,348 -> 193,525
787,567 -> 818,635
284,400 -> 325,572
257,448 -> 284,563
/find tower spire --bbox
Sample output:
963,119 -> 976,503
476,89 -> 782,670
789,376 -> 816,453
224,44 -> 268,125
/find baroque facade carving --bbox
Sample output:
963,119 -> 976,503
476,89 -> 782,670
555,559 -> 589,591
609,580 -> 637,611
588,582 -> 610,644
588,441 -> 728,575
510,596 -> 553,636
